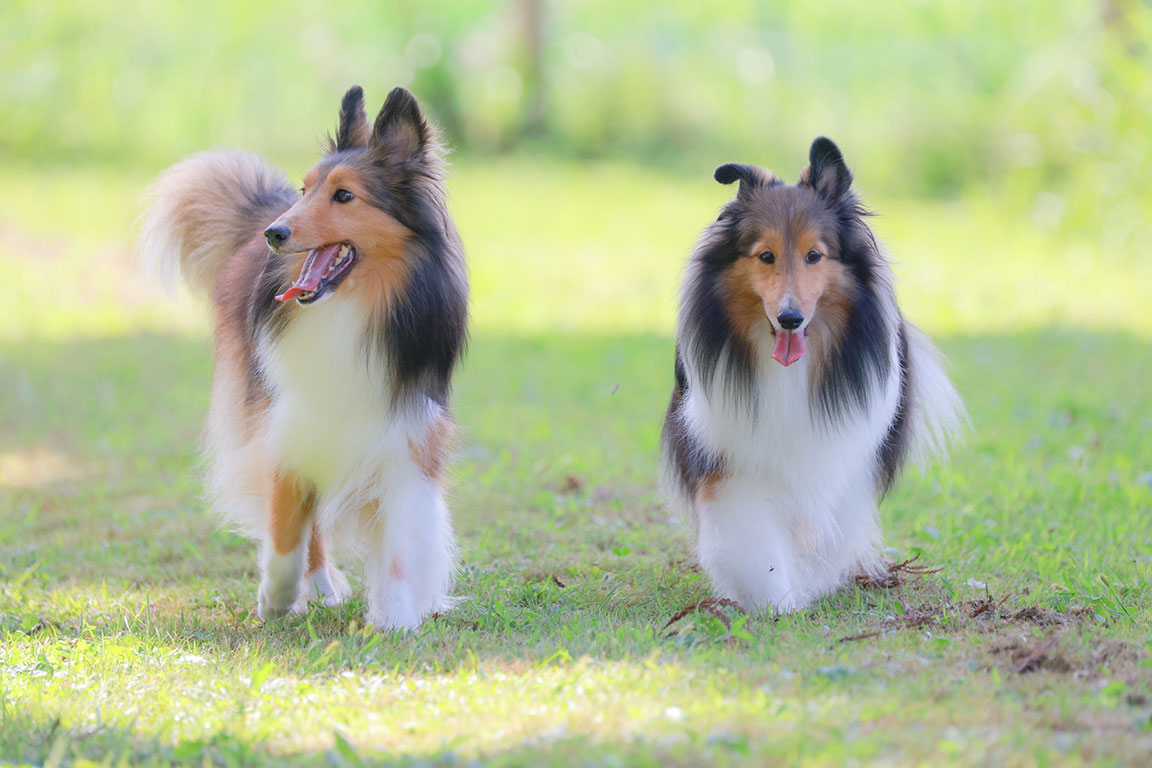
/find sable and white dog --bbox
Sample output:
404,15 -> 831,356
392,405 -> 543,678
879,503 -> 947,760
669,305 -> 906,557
139,86 -> 468,630
661,138 -> 963,614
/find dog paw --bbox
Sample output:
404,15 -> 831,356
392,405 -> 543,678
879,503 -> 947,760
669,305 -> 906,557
298,565 -> 352,609
257,580 -> 300,621
365,592 -> 426,633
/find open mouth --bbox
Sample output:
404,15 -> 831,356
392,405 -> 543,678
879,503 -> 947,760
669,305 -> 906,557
275,243 -> 357,304
769,326 -> 809,367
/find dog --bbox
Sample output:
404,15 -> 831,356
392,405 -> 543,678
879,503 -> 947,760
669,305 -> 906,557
138,86 -> 468,630
660,137 -> 963,614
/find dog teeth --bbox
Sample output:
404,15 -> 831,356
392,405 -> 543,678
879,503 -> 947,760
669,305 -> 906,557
326,245 -> 353,277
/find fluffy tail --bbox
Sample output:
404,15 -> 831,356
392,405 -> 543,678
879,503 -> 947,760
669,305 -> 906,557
137,150 -> 295,297
905,323 -> 967,468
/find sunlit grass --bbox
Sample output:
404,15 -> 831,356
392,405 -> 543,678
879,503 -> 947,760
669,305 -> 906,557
2,158 -> 1151,765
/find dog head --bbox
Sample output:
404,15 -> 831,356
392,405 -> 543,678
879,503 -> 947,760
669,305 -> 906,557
265,86 -> 440,306
714,138 -> 860,366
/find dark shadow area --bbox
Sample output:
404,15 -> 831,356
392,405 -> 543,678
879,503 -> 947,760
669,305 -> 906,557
2,328 -> 1149,658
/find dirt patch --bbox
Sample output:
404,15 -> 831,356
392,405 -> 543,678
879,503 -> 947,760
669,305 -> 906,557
837,581 -> 1097,645
992,634 -> 1075,674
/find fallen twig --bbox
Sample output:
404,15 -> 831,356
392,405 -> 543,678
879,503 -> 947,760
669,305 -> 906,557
837,629 -> 884,644
855,553 -> 944,589
662,598 -> 744,634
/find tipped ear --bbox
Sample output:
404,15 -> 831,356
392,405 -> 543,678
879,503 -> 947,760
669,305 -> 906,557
333,85 -> 370,152
714,163 -> 775,200
369,87 -> 430,166
802,137 -> 852,200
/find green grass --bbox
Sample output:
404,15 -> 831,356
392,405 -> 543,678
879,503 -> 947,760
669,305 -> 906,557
1,158 -> 1150,766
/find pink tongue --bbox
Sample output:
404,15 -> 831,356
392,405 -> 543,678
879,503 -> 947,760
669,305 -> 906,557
772,330 -> 807,366
275,244 -> 342,302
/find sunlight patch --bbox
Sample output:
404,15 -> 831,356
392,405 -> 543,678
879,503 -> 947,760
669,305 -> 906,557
0,448 -> 84,488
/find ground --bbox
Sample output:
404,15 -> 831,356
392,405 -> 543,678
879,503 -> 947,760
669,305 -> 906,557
1,158 -> 1150,766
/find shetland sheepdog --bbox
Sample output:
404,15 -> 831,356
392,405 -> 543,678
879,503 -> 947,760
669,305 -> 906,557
661,137 -> 963,614
138,86 -> 468,630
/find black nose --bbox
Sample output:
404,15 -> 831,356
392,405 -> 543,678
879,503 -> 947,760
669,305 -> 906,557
777,309 -> 804,331
264,224 -> 290,249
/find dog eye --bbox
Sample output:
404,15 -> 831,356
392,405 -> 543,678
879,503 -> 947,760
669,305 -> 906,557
333,189 -> 354,203
758,250 -> 775,264
806,250 -> 823,264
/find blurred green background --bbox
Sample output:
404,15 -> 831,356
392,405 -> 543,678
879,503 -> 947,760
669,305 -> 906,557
4,0 -> 1152,343
4,0 -> 1151,248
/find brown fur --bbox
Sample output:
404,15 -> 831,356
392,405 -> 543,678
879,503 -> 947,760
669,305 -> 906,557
720,188 -> 857,375
409,413 -> 455,481
694,473 -> 725,506
275,164 -> 415,313
268,471 -> 315,555
213,233 -> 283,425
306,523 -> 326,575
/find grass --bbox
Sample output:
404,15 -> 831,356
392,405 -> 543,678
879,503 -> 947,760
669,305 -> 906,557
1,157 -> 1150,766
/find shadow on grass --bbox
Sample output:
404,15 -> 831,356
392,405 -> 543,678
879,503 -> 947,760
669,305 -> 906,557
2,328 -> 1149,657
3,329 -> 1151,765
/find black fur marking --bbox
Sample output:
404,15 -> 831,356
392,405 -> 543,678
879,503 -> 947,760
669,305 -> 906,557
714,163 -> 759,187
367,233 -> 468,407
876,322 -> 911,496
251,258 -> 291,334
807,137 -> 853,201
333,85 -> 368,152
662,352 -> 726,501
806,171 -> 893,424
714,162 -> 782,203
370,87 -> 429,167
809,232 -> 893,424
235,174 -> 297,234
679,219 -> 757,406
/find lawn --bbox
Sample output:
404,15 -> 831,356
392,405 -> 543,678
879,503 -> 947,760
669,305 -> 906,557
1,157 -> 1150,766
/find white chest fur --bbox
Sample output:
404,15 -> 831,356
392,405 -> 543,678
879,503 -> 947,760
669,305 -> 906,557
683,323 -> 901,507
257,296 -> 426,493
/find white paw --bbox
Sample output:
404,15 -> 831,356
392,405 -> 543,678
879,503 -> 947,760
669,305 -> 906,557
366,586 -> 427,632
296,565 -> 352,609
257,578 -> 301,621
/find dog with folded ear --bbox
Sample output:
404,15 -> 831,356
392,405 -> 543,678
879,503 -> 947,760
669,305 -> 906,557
661,137 -> 964,614
138,86 -> 468,631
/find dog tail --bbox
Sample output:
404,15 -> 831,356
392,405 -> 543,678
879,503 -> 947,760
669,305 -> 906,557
137,150 -> 295,297
905,323 -> 967,468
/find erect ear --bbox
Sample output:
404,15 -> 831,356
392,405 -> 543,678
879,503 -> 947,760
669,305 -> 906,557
714,163 -> 776,200
369,87 -> 430,167
333,85 -> 370,152
802,137 -> 852,200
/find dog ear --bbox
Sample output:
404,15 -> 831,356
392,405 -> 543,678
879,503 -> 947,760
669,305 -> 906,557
714,163 -> 773,200
802,137 -> 852,200
333,85 -> 370,151
369,87 -> 430,167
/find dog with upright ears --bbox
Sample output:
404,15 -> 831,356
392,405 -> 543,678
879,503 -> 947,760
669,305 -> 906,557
139,86 -> 468,630
661,137 -> 963,614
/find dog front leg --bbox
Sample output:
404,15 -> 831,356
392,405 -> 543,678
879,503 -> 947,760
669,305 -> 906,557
695,479 -> 806,614
257,470 -> 314,620
362,459 -> 456,632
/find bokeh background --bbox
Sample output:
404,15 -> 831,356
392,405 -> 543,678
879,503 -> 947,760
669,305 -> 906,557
4,2 -> 1152,764
3,0 -> 1151,341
